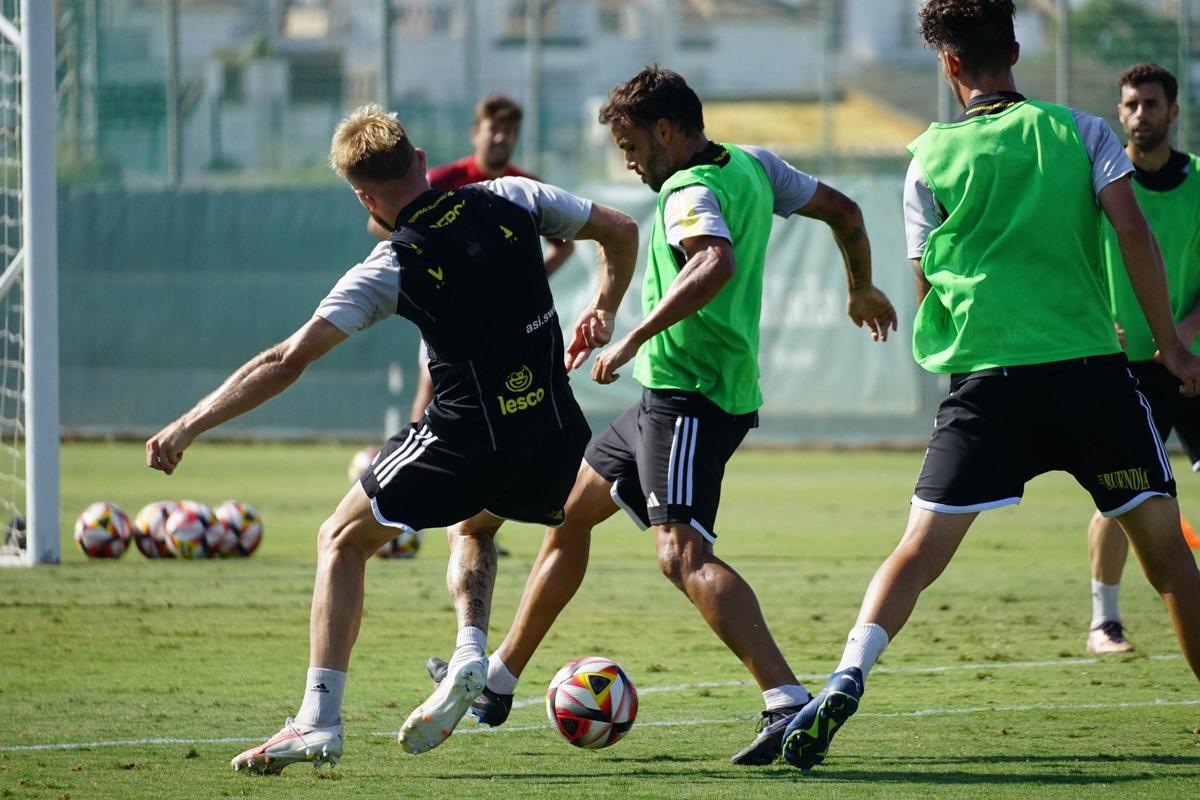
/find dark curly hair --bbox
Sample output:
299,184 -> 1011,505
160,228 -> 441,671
598,66 -> 705,135
1118,63 -> 1178,105
918,0 -> 1016,76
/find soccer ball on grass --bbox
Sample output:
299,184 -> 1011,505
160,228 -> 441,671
546,656 -> 638,749
375,527 -> 423,559
164,500 -> 227,559
74,502 -> 133,559
213,500 -> 264,557
347,447 -> 379,483
132,501 -> 177,558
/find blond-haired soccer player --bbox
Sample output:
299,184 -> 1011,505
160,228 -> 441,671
145,104 -> 638,773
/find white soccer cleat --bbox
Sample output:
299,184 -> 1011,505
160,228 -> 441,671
398,656 -> 487,754
231,717 -> 343,775
1087,620 -> 1135,654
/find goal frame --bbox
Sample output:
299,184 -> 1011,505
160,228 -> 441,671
0,0 -> 59,566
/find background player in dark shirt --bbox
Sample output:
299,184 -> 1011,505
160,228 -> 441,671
408,94 -> 574,463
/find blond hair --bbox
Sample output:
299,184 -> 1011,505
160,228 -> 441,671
329,103 -> 416,183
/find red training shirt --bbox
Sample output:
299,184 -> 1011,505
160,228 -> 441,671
427,156 -> 537,190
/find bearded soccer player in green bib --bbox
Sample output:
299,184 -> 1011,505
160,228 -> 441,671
1085,64 -> 1200,656
782,0 -> 1200,772
423,66 -> 898,764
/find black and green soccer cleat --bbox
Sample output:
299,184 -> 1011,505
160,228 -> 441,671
781,666 -> 863,771
729,702 -> 807,765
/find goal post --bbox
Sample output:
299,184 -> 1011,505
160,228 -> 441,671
0,0 -> 59,566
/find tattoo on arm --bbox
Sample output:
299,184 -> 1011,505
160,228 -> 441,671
836,223 -> 871,290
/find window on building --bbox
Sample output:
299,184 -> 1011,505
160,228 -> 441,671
289,51 -> 343,105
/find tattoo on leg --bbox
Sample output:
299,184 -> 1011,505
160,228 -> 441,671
448,532 -> 498,631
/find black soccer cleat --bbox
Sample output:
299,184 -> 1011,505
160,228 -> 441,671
425,656 -> 514,727
729,702 -> 808,765
782,667 -> 864,771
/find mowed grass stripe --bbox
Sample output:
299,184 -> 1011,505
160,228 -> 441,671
2,442 -> 1197,800
5,697 -> 1198,752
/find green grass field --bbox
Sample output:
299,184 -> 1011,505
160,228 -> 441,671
2,442 -> 1199,799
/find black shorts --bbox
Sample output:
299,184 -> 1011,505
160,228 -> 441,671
585,389 -> 758,541
1128,360 -> 1200,469
359,419 -> 590,531
914,354 -> 1176,518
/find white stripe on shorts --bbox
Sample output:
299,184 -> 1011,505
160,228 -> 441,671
666,416 -> 699,506
373,427 -> 418,479
1132,383 -> 1173,482
666,417 -> 683,505
375,426 -> 437,488
685,418 -> 699,506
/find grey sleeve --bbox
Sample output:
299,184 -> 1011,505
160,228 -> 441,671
662,185 -> 732,250
479,176 -> 594,239
737,144 -> 819,216
903,158 -> 942,260
1071,109 -> 1134,195
313,241 -> 398,335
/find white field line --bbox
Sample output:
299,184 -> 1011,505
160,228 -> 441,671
0,655 -> 1190,753
506,653 -> 1182,709
431,697 -> 1200,737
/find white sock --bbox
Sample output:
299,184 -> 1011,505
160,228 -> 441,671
834,623 -> 890,679
1091,579 -> 1121,628
295,667 -> 346,728
763,684 -> 811,710
448,626 -> 487,672
486,655 -> 519,695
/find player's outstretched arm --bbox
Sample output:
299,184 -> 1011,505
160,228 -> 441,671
797,183 -> 897,341
1099,176 -> 1200,394
592,234 -> 730,384
564,204 -> 638,370
146,317 -> 348,474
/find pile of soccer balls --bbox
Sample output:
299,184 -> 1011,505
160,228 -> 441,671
74,500 -> 263,560
348,447 -> 424,560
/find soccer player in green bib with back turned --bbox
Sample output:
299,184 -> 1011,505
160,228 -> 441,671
1085,63 -> 1200,656
783,0 -> 1200,772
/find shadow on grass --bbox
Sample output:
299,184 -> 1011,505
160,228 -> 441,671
419,753 -> 1200,786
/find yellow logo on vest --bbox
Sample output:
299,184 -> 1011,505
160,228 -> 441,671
499,365 -> 543,415
505,366 -> 534,392
430,201 -> 466,229
1096,467 -> 1150,493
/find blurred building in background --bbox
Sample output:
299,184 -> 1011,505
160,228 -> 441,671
50,1 -> 1200,443
60,0 -> 1189,188
51,0 -> 1065,185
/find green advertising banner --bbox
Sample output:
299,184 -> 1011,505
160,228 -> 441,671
59,177 -> 939,445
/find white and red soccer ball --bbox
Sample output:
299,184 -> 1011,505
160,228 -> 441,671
132,501 -> 177,558
213,500 -> 263,557
74,502 -> 133,559
164,500 -> 227,559
546,656 -> 638,749
375,527 -> 423,559
347,447 -> 379,484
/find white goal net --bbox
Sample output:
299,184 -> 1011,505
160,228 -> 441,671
0,0 -> 58,566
